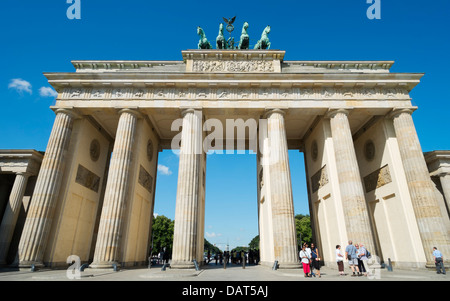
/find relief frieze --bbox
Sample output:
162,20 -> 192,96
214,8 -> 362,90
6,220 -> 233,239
61,86 -> 410,101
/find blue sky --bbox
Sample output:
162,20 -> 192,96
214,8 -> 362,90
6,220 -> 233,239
1,1 -> 449,250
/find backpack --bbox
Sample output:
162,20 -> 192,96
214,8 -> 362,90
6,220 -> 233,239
366,249 -> 372,259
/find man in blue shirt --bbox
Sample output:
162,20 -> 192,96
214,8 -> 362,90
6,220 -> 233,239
345,240 -> 361,276
433,247 -> 446,275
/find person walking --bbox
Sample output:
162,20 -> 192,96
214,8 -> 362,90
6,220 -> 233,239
433,247 -> 446,275
345,240 -> 361,276
355,244 -> 366,273
299,245 -> 311,277
357,243 -> 369,276
336,245 -> 345,276
310,243 -> 321,278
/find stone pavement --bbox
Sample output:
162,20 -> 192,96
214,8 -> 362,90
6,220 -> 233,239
0,262 -> 447,282
0,263 -> 447,300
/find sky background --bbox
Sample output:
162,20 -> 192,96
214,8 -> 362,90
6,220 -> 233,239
1,1 -> 449,251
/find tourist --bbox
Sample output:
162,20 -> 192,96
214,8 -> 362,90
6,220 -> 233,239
433,247 -> 446,275
357,243 -> 368,276
345,240 -> 361,276
159,248 -> 165,265
310,243 -> 321,278
336,245 -> 345,276
299,245 -> 311,277
303,243 -> 314,276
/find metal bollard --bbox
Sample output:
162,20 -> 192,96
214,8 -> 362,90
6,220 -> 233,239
387,258 -> 393,272
193,259 -> 200,271
272,260 -> 278,270
79,263 -> 89,272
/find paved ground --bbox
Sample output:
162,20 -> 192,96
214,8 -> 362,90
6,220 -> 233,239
0,263 -> 447,299
0,262 -> 447,282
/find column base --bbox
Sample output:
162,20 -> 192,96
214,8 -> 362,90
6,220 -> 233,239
277,261 -> 301,269
259,260 -> 300,269
170,260 -> 196,269
89,261 -> 121,270
18,261 -> 45,269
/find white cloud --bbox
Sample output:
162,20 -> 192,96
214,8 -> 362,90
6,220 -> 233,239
8,78 -> 32,94
39,87 -> 58,98
157,164 -> 172,175
205,232 -> 222,238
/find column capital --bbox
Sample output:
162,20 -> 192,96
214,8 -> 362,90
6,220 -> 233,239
325,108 -> 352,119
180,108 -> 202,117
53,107 -> 81,119
15,171 -> 31,178
436,171 -> 450,178
387,107 -> 417,119
117,107 -> 143,118
263,108 -> 286,119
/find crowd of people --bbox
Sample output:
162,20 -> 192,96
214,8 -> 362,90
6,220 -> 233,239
151,242 -> 446,277
299,240 -> 373,278
300,240 -> 446,278
204,249 -> 260,266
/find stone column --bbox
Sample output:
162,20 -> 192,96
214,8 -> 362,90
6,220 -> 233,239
0,172 -> 30,264
390,108 -> 450,265
18,109 -> 76,268
90,109 -> 139,269
265,109 -> 299,268
171,109 -> 203,269
438,174 -> 450,215
327,109 -> 376,253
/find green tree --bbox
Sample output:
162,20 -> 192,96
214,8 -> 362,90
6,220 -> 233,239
246,215 -> 313,252
295,214 -> 312,246
231,246 -> 248,253
151,215 -> 174,256
204,239 -> 221,254
249,235 -> 260,250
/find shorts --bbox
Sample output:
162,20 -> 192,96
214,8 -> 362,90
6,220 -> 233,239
348,258 -> 358,266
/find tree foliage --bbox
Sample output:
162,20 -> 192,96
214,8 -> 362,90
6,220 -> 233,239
151,215 -> 220,257
151,215 -> 174,256
204,239 -> 222,254
295,214 -> 312,246
249,235 -> 260,250
247,214 -> 312,249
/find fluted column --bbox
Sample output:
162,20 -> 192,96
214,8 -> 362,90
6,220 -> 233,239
171,109 -> 203,269
90,109 -> 139,269
18,109 -> 76,268
265,109 -> 299,268
390,108 -> 450,265
0,172 -> 30,264
327,109 -> 375,253
438,174 -> 450,216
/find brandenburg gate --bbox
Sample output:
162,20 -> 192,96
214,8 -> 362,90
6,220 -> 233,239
8,48 -> 450,270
